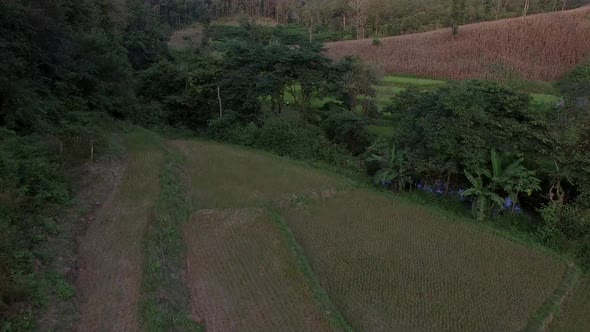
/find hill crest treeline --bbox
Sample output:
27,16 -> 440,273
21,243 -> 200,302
124,0 -> 590,39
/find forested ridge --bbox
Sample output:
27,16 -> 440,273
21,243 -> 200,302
130,0 -> 590,40
1,0 -> 590,330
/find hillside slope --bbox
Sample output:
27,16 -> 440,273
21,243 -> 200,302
325,7 -> 590,81
76,130 -> 583,331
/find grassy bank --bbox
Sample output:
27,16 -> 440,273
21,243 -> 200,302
139,137 -> 200,331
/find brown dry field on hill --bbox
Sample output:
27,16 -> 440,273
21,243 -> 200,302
168,26 -> 203,49
325,7 -> 590,81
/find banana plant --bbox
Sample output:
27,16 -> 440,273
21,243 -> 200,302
463,169 -> 505,221
463,150 -> 541,220
368,143 -> 412,192
482,150 -> 541,211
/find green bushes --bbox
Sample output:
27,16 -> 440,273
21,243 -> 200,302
0,133 -> 69,324
0,111 -> 119,327
320,111 -> 371,155
376,80 -> 590,269
209,114 -> 358,169
0,131 -> 68,209
557,61 -> 590,99
538,203 -> 590,269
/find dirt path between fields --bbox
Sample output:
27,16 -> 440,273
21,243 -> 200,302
76,143 -> 164,331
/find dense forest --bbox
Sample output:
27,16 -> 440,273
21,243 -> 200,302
1,0 -> 590,329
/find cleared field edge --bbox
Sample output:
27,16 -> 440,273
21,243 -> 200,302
267,208 -> 353,332
76,129 -> 164,332
524,264 -> 581,332
139,139 -> 201,331
173,138 -> 366,186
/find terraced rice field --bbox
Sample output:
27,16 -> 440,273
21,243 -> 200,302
77,132 -> 583,331
551,277 -> 590,332
171,139 -> 343,208
280,190 -> 567,331
183,208 -> 336,331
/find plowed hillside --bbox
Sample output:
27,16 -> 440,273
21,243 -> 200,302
325,7 -> 590,81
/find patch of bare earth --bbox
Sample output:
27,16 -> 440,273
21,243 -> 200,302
183,208 -> 335,332
168,26 -> 203,49
76,146 -> 164,331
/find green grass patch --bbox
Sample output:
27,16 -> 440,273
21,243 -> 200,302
367,125 -> 395,138
531,93 -> 561,104
381,75 -> 447,87
505,80 -> 559,95
374,76 -> 560,109
374,85 -> 406,94
264,75 -> 559,113
139,141 -> 201,331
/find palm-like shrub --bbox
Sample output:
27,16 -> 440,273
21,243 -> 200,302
464,150 -> 541,220
368,143 -> 412,192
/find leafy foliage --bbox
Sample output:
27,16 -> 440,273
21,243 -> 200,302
463,169 -> 505,221
320,110 -> 370,155
209,115 -> 357,169
557,60 -> 590,99
463,150 -> 541,220
385,81 -> 542,183
367,143 -> 412,192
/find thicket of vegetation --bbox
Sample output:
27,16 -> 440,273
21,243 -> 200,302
371,81 -> 590,267
325,7 -> 590,80
2,0 -> 590,329
0,0 -> 170,328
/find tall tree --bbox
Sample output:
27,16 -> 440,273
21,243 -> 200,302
523,0 -> 531,16
449,0 -> 466,36
350,0 -> 370,39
